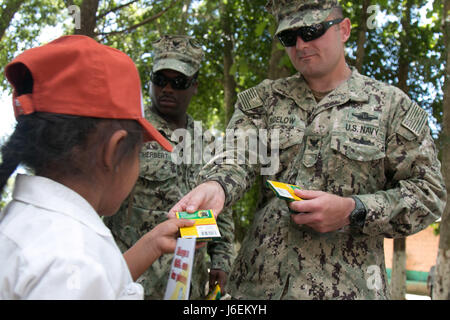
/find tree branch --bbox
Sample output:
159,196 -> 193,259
96,0 -> 140,20
96,0 -> 179,37
0,0 -> 26,41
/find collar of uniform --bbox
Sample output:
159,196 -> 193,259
12,174 -> 112,237
272,74 -> 314,112
147,107 -> 195,144
272,68 -> 369,109
308,67 -> 370,119
323,68 -> 369,105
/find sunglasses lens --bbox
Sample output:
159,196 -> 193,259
278,19 -> 342,47
151,73 -> 167,87
300,24 -> 325,42
171,77 -> 190,90
151,73 -> 193,90
277,30 -> 297,47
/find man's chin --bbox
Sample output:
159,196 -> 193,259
156,106 -> 180,117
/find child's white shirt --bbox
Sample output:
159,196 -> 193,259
0,174 -> 144,299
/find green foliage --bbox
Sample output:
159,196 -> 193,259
343,0 -> 445,130
232,177 -> 261,243
0,0 -> 67,89
430,221 -> 440,235
0,141 -> 14,211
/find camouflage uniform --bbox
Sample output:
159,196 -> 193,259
198,69 -> 446,299
105,35 -> 235,299
196,0 -> 446,300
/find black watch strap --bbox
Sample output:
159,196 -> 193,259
349,195 -> 367,229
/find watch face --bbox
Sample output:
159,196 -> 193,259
351,209 -> 366,227
350,196 -> 366,228
355,210 -> 364,221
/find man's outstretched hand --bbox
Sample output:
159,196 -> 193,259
168,181 -> 226,219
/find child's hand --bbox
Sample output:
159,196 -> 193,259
147,219 -> 196,257
124,218 -> 205,281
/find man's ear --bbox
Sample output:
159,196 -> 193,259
103,129 -> 128,171
340,17 -> 352,43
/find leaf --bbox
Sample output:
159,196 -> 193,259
254,20 -> 267,37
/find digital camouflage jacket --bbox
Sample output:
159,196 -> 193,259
198,69 -> 446,299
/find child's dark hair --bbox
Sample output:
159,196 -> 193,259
0,113 -> 143,197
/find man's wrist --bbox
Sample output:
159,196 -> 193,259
349,195 -> 367,229
207,180 -> 225,196
204,179 -> 228,206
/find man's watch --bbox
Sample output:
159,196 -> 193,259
349,196 -> 367,229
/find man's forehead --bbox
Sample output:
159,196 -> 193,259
156,69 -> 187,77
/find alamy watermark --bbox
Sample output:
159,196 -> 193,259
68,5 -> 81,29
366,265 -> 382,291
167,121 -> 280,176
367,5 -> 381,30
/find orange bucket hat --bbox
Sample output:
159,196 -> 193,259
4,35 -> 173,152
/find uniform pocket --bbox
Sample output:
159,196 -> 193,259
140,149 -> 177,181
328,132 -> 386,195
136,146 -> 179,210
331,133 -> 385,161
269,124 -> 305,150
303,135 -> 322,167
267,124 -> 305,178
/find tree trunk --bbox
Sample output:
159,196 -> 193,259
74,0 -> 100,38
219,0 -> 237,125
178,0 -> 192,35
390,0 -> 413,300
433,0 -> 450,300
391,238 -> 407,299
267,37 -> 291,80
355,0 -> 370,73
0,0 -> 25,41
397,0 -> 412,93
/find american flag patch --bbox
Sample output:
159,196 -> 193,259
401,104 -> 428,137
238,87 -> 263,111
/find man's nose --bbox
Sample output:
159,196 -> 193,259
296,35 -> 308,50
162,81 -> 175,92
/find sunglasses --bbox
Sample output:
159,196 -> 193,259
150,72 -> 196,90
277,18 -> 344,47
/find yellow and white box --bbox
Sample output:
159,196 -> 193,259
266,180 -> 303,202
176,209 -> 221,241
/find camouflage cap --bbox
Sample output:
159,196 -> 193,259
265,0 -> 340,35
152,35 -> 204,77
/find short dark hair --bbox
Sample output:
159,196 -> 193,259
0,113 -> 143,196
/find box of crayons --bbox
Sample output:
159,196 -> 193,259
176,209 -> 221,241
266,180 -> 303,202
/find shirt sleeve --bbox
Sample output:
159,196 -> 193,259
198,94 -> 265,208
357,90 -> 446,238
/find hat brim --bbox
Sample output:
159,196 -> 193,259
153,58 -> 197,77
137,118 -> 173,152
275,8 -> 333,35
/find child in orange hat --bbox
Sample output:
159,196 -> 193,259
0,35 -> 194,299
